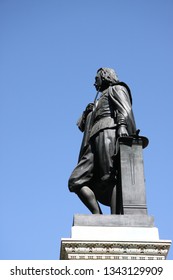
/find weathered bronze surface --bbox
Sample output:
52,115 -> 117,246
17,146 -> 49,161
68,68 -> 147,214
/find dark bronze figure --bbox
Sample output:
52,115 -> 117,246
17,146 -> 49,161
68,68 -> 137,214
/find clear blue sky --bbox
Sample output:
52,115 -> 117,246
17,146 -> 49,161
0,0 -> 173,260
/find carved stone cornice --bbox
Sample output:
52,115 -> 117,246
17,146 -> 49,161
60,239 -> 171,260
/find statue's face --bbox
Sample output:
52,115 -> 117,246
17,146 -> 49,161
94,72 -> 102,91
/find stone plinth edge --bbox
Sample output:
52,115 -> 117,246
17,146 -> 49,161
73,214 -> 154,227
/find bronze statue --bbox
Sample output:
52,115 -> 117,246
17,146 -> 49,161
68,68 -> 137,214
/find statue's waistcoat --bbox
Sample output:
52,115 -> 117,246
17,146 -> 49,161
90,90 -> 116,138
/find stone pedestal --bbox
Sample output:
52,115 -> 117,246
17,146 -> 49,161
61,136 -> 171,260
60,215 -> 171,260
117,136 -> 149,214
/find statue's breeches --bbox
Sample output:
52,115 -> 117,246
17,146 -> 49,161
68,128 -> 117,205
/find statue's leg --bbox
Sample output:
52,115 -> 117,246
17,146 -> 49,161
110,183 -> 123,214
76,186 -> 102,214
110,185 -> 117,214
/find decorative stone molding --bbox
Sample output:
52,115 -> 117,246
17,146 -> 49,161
60,239 -> 171,260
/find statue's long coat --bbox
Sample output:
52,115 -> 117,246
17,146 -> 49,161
69,83 -> 136,206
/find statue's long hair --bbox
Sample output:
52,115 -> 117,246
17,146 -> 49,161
97,68 -> 119,85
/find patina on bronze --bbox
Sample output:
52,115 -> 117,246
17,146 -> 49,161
68,68 -> 137,214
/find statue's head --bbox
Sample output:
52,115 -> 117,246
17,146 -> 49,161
94,68 -> 119,91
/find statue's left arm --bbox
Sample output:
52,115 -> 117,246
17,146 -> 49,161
109,84 -> 137,136
116,110 -> 129,137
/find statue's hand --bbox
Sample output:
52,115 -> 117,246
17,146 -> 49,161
85,103 -> 94,113
77,103 -> 94,132
117,125 -> 128,137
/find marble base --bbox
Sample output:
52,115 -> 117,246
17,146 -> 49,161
60,215 -> 171,260
71,226 -> 159,241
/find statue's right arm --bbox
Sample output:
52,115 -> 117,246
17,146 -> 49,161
76,103 -> 94,132
76,113 -> 85,132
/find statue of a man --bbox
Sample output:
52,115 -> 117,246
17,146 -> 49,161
68,68 -> 137,214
